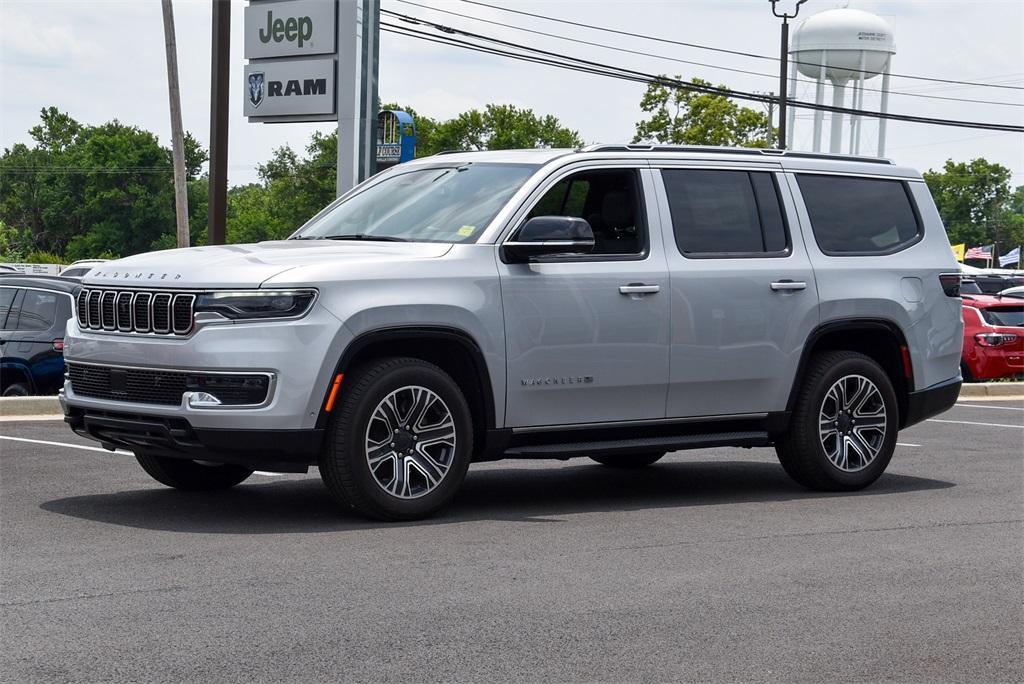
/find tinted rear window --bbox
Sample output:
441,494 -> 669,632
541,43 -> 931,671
662,169 -> 790,256
980,307 -> 1024,328
797,175 -> 921,255
0,288 -> 16,329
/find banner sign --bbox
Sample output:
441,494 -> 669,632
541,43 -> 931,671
244,0 -> 337,59
244,58 -> 336,119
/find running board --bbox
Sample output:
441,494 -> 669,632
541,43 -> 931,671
503,431 -> 769,458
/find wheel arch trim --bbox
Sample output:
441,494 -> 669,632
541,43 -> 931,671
316,325 -> 497,433
786,317 -> 912,415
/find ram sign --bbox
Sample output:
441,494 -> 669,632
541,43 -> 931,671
243,58 -> 336,119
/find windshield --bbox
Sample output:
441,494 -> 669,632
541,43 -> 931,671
294,163 -> 538,243
981,306 -> 1024,327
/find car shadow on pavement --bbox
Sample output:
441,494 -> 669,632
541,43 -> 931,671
39,459 -> 955,534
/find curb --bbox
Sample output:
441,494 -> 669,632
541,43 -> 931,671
957,382 -> 1024,400
0,396 -> 62,418
2,383 -> 1022,419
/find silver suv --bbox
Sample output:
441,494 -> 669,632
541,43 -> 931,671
61,145 -> 964,520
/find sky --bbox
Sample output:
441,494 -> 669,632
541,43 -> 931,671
1,0 -> 1022,187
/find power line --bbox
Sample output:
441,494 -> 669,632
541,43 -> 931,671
388,2 -> 1022,108
381,17 -> 1024,133
457,0 -> 1024,91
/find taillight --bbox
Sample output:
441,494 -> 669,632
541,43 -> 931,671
52,338 -> 64,351
974,332 -> 1019,347
939,273 -> 961,297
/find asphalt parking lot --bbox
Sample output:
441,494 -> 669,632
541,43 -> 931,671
2,401 -> 1022,683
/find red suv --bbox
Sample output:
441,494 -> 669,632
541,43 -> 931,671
961,295 -> 1024,381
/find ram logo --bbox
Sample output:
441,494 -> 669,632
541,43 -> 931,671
248,72 -> 265,109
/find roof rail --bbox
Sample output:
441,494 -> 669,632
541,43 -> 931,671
579,144 -> 894,165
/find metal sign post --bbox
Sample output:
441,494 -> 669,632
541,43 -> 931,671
336,0 -> 379,196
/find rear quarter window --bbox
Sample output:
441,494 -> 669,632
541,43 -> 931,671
797,174 -> 922,255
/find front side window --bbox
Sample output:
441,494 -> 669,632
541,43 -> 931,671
15,289 -> 58,331
662,169 -> 790,256
797,174 -> 921,255
525,169 -> 645,256
295,163 -> 537,244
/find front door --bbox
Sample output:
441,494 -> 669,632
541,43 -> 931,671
652,165 -> 820,417
498,166 -> 671,428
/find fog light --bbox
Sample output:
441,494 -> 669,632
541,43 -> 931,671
188,391 -> 223,408
184,374 -> 270,406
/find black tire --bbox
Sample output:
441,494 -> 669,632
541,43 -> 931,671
318,357 -> 473,521
135,453 -> 253,491
776,351 -> 898,491
2,383 -> 30,397
590,452 -> 665,468
960,361 -> 976,383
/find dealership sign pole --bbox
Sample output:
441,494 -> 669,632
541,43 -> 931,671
244,0 -> 379,197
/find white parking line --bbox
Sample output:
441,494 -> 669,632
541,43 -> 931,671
927,418 -> 1024,429
0,436 -> 297,476
0,435 -> 131,453
896,442 -> 921,447
955,403 -> 1024,412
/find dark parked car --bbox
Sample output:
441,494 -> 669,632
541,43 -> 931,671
0,276 -> 79,396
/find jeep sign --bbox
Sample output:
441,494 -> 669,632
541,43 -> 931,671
243,58 -> 336,118
244,0 -> 336,58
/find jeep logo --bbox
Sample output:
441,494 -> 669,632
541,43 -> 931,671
259,10 -> 313,49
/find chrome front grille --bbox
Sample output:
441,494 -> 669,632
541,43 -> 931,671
77,289 -> 197,335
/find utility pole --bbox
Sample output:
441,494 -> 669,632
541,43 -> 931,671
766,93 -> 776,147
161,0 -> 190,248
768,0 -> 808,150
208,0 -> 230,246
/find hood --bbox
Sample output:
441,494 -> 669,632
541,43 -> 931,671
82,240 -> 453,288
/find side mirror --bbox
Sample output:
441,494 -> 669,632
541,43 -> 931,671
501,216 -> 595,263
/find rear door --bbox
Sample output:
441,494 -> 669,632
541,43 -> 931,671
652,164 -> 820,417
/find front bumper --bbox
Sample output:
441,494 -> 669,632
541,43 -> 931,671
902,376 -> 961,428
61,304 -> 349,432
62,402 -> 324,471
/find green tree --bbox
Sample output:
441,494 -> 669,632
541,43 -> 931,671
431,104 -> 582,152
633,77 -> 773,148
0,107 -> 207,261
923,158 -> 1021,250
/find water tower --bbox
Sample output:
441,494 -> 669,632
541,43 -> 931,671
786,7 -> 896,156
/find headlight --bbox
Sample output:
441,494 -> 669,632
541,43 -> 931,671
194,290 -> 317,320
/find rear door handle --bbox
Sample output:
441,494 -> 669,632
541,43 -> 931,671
770,280 -> 807,291
619,284 -> 660,295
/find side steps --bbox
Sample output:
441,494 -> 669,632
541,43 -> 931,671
503,431 -> 769,459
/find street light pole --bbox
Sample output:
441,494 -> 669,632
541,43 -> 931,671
769,0 -> 808,150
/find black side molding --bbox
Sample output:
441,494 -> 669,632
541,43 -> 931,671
902,376 -> 961,428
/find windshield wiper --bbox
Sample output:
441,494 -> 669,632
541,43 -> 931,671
320,234 -> 408,242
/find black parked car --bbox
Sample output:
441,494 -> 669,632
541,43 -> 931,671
0,276 -> 79,396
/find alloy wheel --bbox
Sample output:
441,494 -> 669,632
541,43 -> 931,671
818,374 -> 887,472
364,385 -> 457,499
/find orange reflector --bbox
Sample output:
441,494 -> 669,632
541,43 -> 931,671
324,374 -> 344,412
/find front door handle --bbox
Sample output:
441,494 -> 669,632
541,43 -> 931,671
619,284 -> 660,295
770,280 -> 807,292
